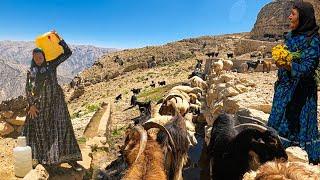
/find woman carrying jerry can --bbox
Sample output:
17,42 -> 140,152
22,30 -> 83,171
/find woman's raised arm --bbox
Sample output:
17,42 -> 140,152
49,39 -> 72,68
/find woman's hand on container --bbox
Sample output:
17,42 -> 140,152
51,30 -> 62,41
28,105 -> 39,119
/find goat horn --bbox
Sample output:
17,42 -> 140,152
165,94 -> 184,103
142,122 -> 177,154
132,125 -> 148,164
236,115 -> 266,126
234,123 -> 267,132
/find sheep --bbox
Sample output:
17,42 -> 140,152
212,59 -> 223,76
222,59 -> 234,72
207,114 -> 288,180
158,81 -> 166,86
227,52 -> 234,59
189,76 -> 208,90
171,85 -> 203,95
131,88 -> 141,95
262,60 -> 272,73
243,161 -> 320,180
159,94 -> 190,116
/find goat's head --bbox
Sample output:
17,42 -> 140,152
159,95 -> 182,116
122,125 -> 148,165
122,122 -> 176,165
233,123 -> 288,170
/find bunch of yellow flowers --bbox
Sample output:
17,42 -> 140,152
272,44 -> 300,66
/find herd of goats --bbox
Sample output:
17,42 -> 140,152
95,54 -> 319,180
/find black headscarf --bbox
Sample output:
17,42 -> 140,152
292,1 -> 319,37
29,48 -> 50,90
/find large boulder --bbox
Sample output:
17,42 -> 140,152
236,108 -> 269,124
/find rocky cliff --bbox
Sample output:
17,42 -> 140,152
250,0 -> 320,41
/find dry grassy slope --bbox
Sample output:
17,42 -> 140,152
75,33 -> 249,86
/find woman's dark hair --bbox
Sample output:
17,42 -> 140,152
292,1 -> 319,37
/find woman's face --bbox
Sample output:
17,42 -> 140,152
289,8 -> 299,30
33,52 -> 45,66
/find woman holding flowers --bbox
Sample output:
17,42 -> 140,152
268,1 -> 320,164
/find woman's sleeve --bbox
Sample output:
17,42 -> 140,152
291,37 -> 320,78
26,71 -> 36,107
50,40 -> 73,68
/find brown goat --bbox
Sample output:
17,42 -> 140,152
122,124 -> 176,180
243,161 -> 320,180
262,60 -> 272,73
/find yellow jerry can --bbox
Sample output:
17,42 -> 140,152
35,32 -> 64,61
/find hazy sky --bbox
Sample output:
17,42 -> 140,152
0,0 -> 271,48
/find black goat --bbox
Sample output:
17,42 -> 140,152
131,88 -> 141,94
227,52 -> 234,59
131,101 -> 152,125
205,52 -> 215,58
188,69 -> 206,80
207,114 -> 287,180
115,94 -> 122,101
157,114 -> 190,180
130,94 -> 137,106
150,81 -> 156,88
114,55 -> 124,66
158,81 -> 166,86
195,59 -> 203,69
247,60 -> 262,72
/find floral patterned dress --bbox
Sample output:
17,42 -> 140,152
22,40 -> 82,165
268,32 -> 320,163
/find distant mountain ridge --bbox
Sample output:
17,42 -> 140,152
0,40 -> 117,101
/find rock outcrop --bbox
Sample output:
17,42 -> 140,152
250,0 -> 320,41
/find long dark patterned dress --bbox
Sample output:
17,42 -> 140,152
22,40 -> 82,165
